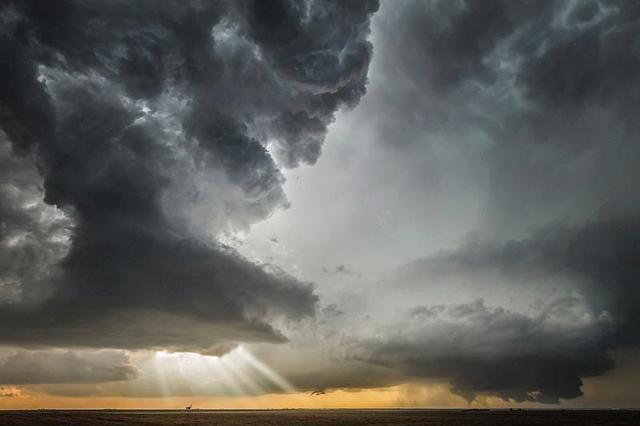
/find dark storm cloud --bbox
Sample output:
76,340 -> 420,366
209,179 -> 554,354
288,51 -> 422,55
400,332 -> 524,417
0,133 -> 71,305
0,349 -> 137,384
380,0 -> 640,105
0,0 -> 378,353
353,210 -> 640,403
380,0 -> 530,93
237,0 -> 378,166
518,3 -> 640,109
350,298 -> 613,403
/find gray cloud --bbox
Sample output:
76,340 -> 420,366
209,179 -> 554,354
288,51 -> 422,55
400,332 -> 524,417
349,296 -> 613,403
0,133 -> 71,305
367,0 -> 640,238
409,305 -> 445,320
0,349 -> 137,385
400,210 -> 640,344
346,208 -> 640,403
322,264 -> 358,277
0,0 -> 378,354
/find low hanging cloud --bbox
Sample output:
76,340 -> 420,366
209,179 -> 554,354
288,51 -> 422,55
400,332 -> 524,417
348,298 -> 613,403
0,349 -> 137,385
0,0 -> 379,353
344,210 -> 640,403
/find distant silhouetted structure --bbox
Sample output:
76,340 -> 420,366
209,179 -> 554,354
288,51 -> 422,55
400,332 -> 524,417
185,404 -> 192,410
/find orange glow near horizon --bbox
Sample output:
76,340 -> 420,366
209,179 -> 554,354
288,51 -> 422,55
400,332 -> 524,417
0,382 -> 562,410
3,374 -> 640,410
0,384 -> 470,410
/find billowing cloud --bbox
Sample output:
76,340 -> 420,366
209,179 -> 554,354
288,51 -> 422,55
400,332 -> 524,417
348,298 -> 612,403
336,210 -> 640,403
0,0 -> 378,354
0,132 -> 71,305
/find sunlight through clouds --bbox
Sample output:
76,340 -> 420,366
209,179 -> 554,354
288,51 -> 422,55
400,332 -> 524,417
139,346 -> 298,399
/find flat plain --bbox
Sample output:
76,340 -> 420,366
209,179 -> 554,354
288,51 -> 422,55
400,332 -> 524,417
1,409 -> 639,425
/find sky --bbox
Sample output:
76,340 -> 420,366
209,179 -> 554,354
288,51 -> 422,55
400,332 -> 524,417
1,0 -> 640,409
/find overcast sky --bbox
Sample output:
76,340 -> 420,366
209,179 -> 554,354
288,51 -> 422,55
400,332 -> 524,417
1,0 -> 640,409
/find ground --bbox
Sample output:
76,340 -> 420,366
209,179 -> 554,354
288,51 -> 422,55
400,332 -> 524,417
1,409 -> 639,425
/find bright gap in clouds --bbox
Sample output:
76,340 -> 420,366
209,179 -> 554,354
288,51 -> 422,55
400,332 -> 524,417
148,346 -> 296,399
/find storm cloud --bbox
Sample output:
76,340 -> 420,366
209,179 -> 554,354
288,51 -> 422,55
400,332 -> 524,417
347,216 -> 626,402
0,349 -> 137,384
1,0 -> 640,408
359,208 -> 640,402
0,0 -> 378,353
321,0 -> 640,404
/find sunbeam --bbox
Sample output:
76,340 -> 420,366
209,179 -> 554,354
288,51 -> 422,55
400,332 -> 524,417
142,346 -> 297,400
237,346 -> 297,393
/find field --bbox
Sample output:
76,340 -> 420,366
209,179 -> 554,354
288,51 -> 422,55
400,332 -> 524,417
0,409 -> 639,425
